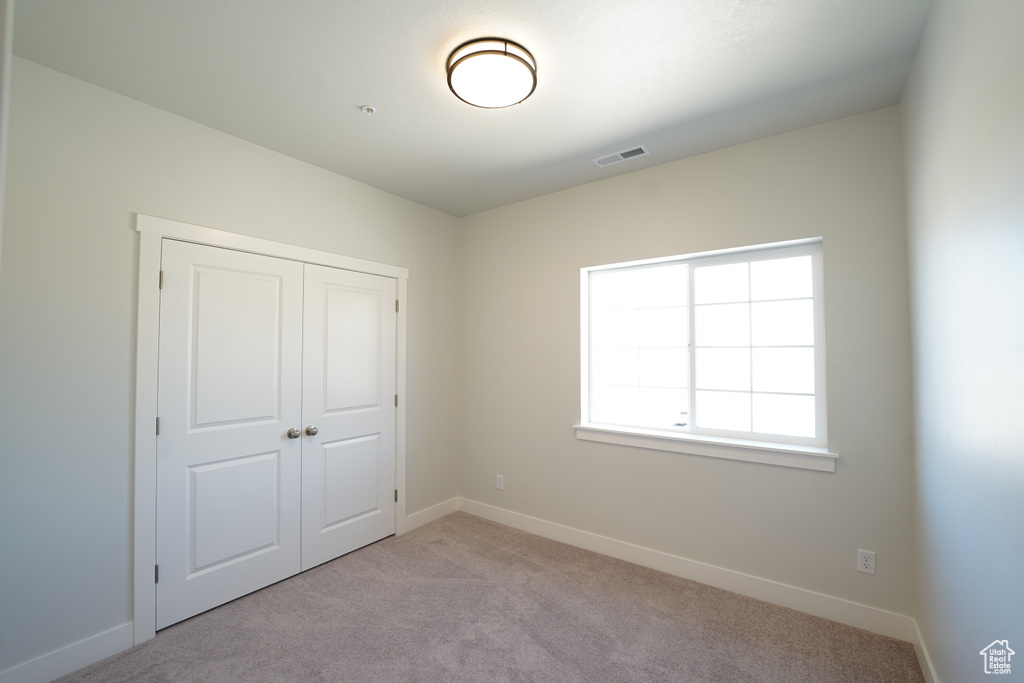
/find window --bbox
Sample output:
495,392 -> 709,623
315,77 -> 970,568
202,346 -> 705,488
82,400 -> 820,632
576,239 -> 837,471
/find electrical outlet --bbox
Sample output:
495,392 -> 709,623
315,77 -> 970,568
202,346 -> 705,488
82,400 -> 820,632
857,549 -> 876,575
496,474 -> 504,490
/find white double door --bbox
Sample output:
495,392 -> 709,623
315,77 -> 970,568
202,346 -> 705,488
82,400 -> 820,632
155,239 -> 396,629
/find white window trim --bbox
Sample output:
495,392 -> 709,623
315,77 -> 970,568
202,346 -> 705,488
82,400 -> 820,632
576,238 -> 838,472
574,424 -> 838,472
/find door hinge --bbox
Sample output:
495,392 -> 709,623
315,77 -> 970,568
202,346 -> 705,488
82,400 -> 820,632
395,299 -> 399,313
155,564 -> 159,584
155,417 -> 160,435
394,394 -> 398,408
394,489 -> 398,503
158,270 -> 164,289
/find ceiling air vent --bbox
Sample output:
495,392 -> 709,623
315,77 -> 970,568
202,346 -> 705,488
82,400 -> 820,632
593,145 -> 650,167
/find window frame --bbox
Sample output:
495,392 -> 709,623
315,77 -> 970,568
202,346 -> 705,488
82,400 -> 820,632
576,238 -> 838,472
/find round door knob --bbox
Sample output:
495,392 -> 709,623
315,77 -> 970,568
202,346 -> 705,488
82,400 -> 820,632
305,425 -> 319,436
287,428 -> 301,439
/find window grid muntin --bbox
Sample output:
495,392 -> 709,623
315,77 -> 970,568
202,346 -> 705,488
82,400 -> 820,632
585,240 -> 825,448
691,256 -> 816,440
588,262 -> 689,431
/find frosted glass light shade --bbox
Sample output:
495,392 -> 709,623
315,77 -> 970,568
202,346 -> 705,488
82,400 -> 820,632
447,39 -> 537,108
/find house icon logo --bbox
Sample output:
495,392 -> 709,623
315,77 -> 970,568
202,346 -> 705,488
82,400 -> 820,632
980,640 -> 1014,675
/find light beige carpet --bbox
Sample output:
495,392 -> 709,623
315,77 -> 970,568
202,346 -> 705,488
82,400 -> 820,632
59,512 -> 924,682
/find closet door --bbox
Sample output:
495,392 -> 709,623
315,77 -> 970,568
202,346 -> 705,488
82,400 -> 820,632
156,240 -> 303,629
300,264 -> 397,570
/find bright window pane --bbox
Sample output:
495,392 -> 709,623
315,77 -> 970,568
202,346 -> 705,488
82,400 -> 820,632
695,390 -> 751,432
639,348 -> 688,388
752,348 -> 814,394
591,385 -> 638,425
694,262 -> 748,304
592,348 -> 638,386
585,241 -> 824,448
638,307 -> 687,347
591,309 -> 637,348
638,264 -> 688,308
753,393 -> 815,438
751,300 -> 813,346
590,269 -> 637,311
695,348 -> 750,391
750,256 -> 812,301
638,387 -> 689,428
695,303 -> 749,346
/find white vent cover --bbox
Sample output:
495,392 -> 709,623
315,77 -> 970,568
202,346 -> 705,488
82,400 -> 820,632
593,145 -> 650,167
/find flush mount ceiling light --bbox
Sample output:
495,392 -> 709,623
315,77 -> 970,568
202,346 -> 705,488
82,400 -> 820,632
447,38 -> 537,108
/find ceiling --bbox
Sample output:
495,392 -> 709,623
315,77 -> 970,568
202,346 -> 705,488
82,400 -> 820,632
12,0 -> 933,217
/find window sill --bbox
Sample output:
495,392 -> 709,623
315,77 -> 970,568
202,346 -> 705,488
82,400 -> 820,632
573,424 -> 838,472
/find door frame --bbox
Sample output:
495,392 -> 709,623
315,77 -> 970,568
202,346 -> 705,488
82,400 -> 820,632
132,214 -> 409,645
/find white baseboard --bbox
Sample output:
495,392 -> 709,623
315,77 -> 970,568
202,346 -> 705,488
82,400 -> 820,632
403,496 -> 459,533
913,619 -> 940,683
457,497 -> 918,643
1,497 -> 458,683
0,622 -> 133,683
3,501 -> 931,683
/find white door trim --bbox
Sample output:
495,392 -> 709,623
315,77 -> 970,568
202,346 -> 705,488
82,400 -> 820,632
132,214 -> 409,645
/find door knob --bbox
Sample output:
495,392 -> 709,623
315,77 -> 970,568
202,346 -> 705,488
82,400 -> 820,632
305,425 -> 319,436
287,428 -> 301,439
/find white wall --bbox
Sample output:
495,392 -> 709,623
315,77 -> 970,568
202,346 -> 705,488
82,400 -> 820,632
2,40 -> 946,678
0,58 -> 460,673
458,107 -> 916,615
903,1 -> 1024,680
0,0 -> 14,270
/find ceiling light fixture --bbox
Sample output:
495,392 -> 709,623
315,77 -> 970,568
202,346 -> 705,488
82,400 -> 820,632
447,38 -> 537,109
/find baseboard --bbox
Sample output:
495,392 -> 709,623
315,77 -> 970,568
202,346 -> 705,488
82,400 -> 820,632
0,499 -> 458,683
0,622 -> 133,683
403,496 -> 459,533
457,497 -> 918,643
2,502 -> 927,683
913,619 -> 940,683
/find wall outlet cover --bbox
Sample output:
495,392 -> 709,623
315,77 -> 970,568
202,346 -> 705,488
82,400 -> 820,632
857,549 -> 876,575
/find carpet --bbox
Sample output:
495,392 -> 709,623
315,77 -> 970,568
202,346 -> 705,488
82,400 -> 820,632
58,512 -> 924,682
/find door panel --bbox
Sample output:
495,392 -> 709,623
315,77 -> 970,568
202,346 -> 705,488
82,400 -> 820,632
324,288 -> 383,411
322,435 -> 381,528
157,240 -> 303,629
301,264 -> 396,570
190,451 -> 282,572
192,269 -> 283,426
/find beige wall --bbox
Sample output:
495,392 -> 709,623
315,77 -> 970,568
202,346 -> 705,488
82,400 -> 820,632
903,0 -> 1024,679
457,106 -> 916,615
0,0 -> 14,270
0,58 -> 460,671
2,50 -> 930,678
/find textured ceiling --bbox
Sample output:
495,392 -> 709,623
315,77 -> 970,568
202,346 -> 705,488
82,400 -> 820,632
12,0 -> 933,217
